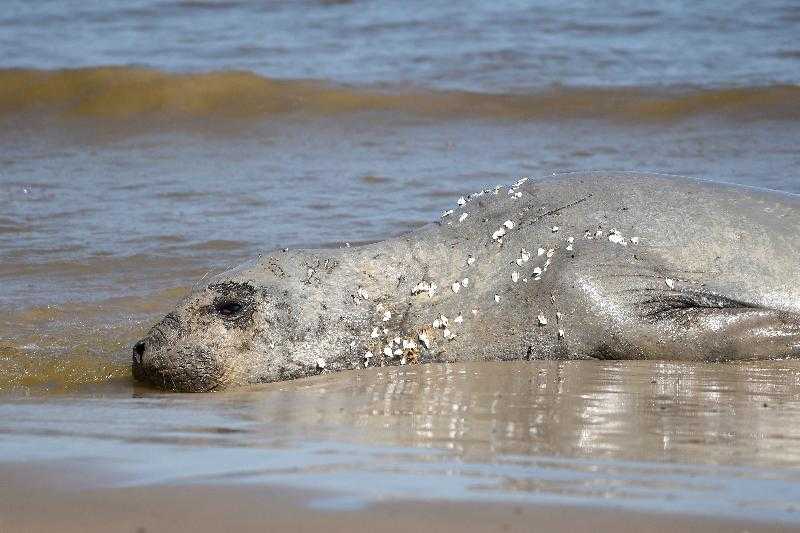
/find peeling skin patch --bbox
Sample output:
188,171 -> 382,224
412,281 -> 437,297
608,228 -> 627,246
418,332 -> 430,349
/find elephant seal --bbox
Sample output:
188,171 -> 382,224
132,172 -> 800,392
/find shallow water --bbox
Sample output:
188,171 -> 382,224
1,0 -> 800,525
4,0 -> 800,89
3,361 -> 800,521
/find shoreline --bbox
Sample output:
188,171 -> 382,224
1,462 -> 795,533
0,463 -> 796,533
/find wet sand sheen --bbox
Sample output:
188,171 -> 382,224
208,360 -> 800,467
2,361 -> 800,524
1,467 -> 795,533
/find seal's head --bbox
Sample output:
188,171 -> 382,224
132,252 -> 357,392
132,278 -> 257,391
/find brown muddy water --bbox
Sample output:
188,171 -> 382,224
2,0 -> 800,528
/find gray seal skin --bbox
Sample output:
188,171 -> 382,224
132,172 -> 800,392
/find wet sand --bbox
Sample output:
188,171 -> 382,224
2,361 -> 800,528
1,463 -> 795,533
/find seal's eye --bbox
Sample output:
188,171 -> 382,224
216,300 -> 244,317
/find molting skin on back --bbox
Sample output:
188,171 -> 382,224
132,172 -> 800,391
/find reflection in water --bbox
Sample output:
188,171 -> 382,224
2,360 -> 800,520
232,360 -> 800,468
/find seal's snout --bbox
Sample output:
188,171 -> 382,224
132,312 -> 226,392
131,337 -> 153,384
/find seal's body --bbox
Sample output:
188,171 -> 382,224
133,172 -> 800,391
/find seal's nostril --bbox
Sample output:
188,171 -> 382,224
133,341 -> 146,363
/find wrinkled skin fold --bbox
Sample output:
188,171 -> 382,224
132,172 -> 800,391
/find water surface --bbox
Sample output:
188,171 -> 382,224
3,361 -> 800,522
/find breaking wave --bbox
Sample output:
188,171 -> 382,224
1,67 -> 798,123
